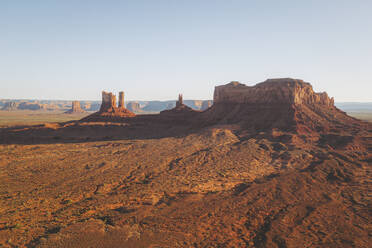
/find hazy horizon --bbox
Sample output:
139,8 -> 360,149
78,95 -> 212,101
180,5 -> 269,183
1,1 -> 371,102
1,97 -> 372,105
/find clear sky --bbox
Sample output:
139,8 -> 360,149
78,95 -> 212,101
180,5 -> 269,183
1,0 -> 371,101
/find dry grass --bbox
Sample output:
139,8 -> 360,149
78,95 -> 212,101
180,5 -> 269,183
0,110 -> 90,127
347,111 -> 372,122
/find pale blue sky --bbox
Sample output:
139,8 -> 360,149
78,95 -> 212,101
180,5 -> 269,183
1,0 -> 371,101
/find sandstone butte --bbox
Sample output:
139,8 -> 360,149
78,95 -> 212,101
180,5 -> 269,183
65,101 -> 86,114
82,91 -> 135,121
160,94 -> 196,116
202,78 -> 351,138
69,78 -> 365,140
126,102 -> 141,113
213,79 -> 333,106
2,101 -> 48,111
1,101 -> 18,111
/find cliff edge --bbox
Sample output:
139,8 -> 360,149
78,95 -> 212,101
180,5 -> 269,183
213,78 -> 334,106
206,78 -> 364,137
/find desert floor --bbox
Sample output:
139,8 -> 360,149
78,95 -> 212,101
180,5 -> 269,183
0,111 -> 371,247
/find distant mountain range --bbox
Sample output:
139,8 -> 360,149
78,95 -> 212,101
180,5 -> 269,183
334,102 -> 372,112
0,99 -> 371,113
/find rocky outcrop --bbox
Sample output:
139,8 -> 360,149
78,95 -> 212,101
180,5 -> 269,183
99,91 -> 135,116
118,92 -> 125,109
1,101 -> 53,111
176,94 -> 183,107
213,78 -> 334,107
86,103 -> 101,112
135,100 -> 204,112
82,91 -> 135,121
201,100 -> 213,111
160,94 -> 197,116
127,102 -> 141,113
18,102 -> 47,111
99,91 -> 117,112
80,78 -> 354,137
205,78 -> 348,134
2,102 -> 18,110
65,101 -> 85,114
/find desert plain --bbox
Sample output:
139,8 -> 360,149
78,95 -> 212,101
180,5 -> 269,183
0,79 -> 371,248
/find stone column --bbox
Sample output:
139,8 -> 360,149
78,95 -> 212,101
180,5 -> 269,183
100,91 -> 116,112
176,94 -> 183,107
72,101 -> 81,112
118,91 -> 125,109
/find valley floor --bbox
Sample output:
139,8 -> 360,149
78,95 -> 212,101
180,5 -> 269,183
0,110 -> 90,127
0,125 -> 370,247
0,109 -> 371,129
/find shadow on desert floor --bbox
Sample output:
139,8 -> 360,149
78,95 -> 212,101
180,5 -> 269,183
0,120 -> 217,145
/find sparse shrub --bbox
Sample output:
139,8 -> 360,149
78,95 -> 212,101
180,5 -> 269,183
61,199 -> 72,205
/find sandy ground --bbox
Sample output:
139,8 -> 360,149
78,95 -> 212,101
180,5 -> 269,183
0,109 -> 371,128
0,110 -> 90,127
0,106 -> 371,247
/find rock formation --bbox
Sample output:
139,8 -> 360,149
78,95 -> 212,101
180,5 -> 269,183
118,91 -> 125,109
127,102 -> 141,113
65,101 -> 85,114
137,100 -> 204,112
98,91 -> 135,116
176,94 -> 183,107
205,78 -> 355,135
99,91 -> 117,112
86,103 -> 101,112
160,94 -> 196,117
201,100 -> 213,111
82,91 -> 135,121
213,78 -> 334,106
1,102 -> 18,110
80,78 -> 361,140
1,79 -> 370,248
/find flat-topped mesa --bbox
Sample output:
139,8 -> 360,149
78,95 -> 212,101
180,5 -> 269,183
1,102 -> 18,111
213,78 -> 334,107
127,102 -> 141,112
65,101 -> 85,113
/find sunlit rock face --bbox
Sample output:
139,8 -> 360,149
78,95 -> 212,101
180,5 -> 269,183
213,78 -> 334,107
65,101 -> 85,113
82,91 -> 135,121
99,91 -> 117,112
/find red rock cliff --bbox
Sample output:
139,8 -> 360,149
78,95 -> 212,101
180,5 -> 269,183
118,92 -> 125,109
100,91 -> 117,112
205,78 -> 344,133
213,78 -> 334,107
82,91 -> 135,121
65,101 -> 85,113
